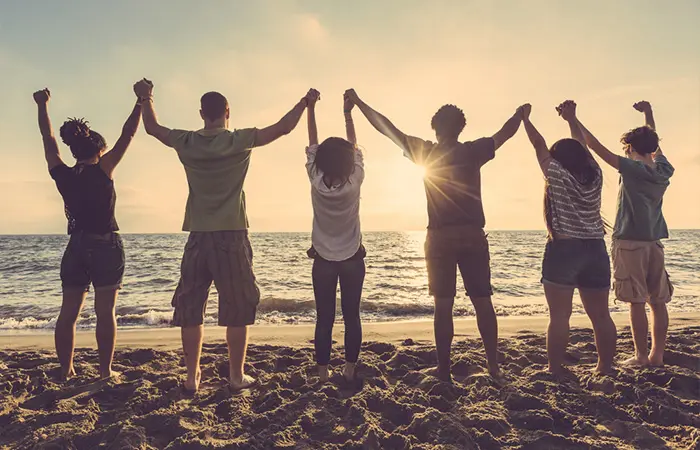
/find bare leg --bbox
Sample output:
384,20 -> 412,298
94,288 -> 119,379
181,325 -> 203,391
470,296 -> 500,376
433,296 -> 454,382
648,302 -> 668,366
544,283 -> 574,375
623,303 -> 650,366
55,288 -> 87,380
579,288 -> 617,374
227,326 -> 255,390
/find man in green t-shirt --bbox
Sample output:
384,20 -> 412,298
135,78 -> 315,392
569,100 -> 674,368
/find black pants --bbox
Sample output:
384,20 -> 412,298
312,255 -> 366,365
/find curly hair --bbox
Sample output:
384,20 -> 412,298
59,118 -> 107,161
313,137 -> 356,186
621,126 -> 659,155
431,104 -> 466,140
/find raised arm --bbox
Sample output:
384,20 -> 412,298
520,104 -> 551,173
555,100 -> 587,149
492,107 -> 523,150
100,99 -> 142,178
344,89 -> 413,151
134,79 -> 171,146
306,90 -> 319,146
572,113 -> 620,170
634,101 -> 656,131
343,91 -> 357,145
256,89 -> 317,148
33,89 -> 63,171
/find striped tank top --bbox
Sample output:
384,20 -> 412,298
545,159 -> 604,239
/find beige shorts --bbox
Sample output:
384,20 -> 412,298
611,239 -> 673,304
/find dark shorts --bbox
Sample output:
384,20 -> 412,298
60,232 -> 125,291
424,226 -> 493,298
541,238 -> 611,290
172,231 -> 260,328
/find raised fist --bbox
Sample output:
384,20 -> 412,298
33,88 -> 50,104
633,101 -> 652,113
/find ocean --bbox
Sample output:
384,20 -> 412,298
0,231 -> 698,332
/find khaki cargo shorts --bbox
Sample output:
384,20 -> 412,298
172,231 -> 260,327
611,239 -> 673,304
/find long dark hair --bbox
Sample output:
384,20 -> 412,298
59,118 -> 107,161
544,138 -> 600,235
313,137 -> 356,186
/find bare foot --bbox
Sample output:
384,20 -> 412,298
184,369 -> 201,392
343,362 -> 356,382
100,370 -> 122,381
422,367 -> 452,383
230,374 -> 257,391
592,365 -> 615,376
318,365 -> 330,383
648,353 -> 664,367
621,356 -> 650,367
61,367 -> 76,381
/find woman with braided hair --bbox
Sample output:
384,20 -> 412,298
33,87 -> 142,380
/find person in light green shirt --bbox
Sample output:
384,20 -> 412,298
572,100 -> 675,369
135,78 -> 316,393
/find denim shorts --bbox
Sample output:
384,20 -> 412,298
61,232 -> 125,291
541,238 -> 610,290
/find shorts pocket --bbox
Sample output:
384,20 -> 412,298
612,245 -> 642,301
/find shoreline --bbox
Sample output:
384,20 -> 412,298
2,311 -> 698,351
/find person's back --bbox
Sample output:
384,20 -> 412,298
168,127 -> 256,231
413,139 -> 494,230
347,91 -> 526,381
53,162 -> 118,234
137,80 -> 314,392
304,92 -> 366,385
614,152 -> 674,241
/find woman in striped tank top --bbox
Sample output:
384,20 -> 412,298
520,101 -> 617,375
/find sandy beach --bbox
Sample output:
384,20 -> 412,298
1,313 -> 699,449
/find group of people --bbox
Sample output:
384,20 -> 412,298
33,78 -> 674,392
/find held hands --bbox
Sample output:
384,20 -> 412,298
343,91 -> 355,113
133,78 -> 154,99
33,88 -> 50,105
633,101 -> 652,113
303,88 -> 321,107
517,103 -> 532,121
556,100 -> 577,121
344,89 -> 361,107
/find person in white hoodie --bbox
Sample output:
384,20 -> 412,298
304,89 -> 366,384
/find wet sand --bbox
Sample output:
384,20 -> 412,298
1,314 -> 699,449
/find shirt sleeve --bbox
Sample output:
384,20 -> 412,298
401,136 -> 434,166
466,137 -> 496,167
232,128 -> 258,152
653,154 -> 675,178
166,129 -> 192,151
618,156 -> 650,179
352,148 -> 365,184
305,144 -> 319,179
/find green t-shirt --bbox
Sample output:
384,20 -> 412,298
613,154 -> 674,241
167,127 -> 258,232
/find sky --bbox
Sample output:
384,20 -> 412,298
1,0 -> 699,233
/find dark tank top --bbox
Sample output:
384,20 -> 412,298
50,163 -> 119,234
